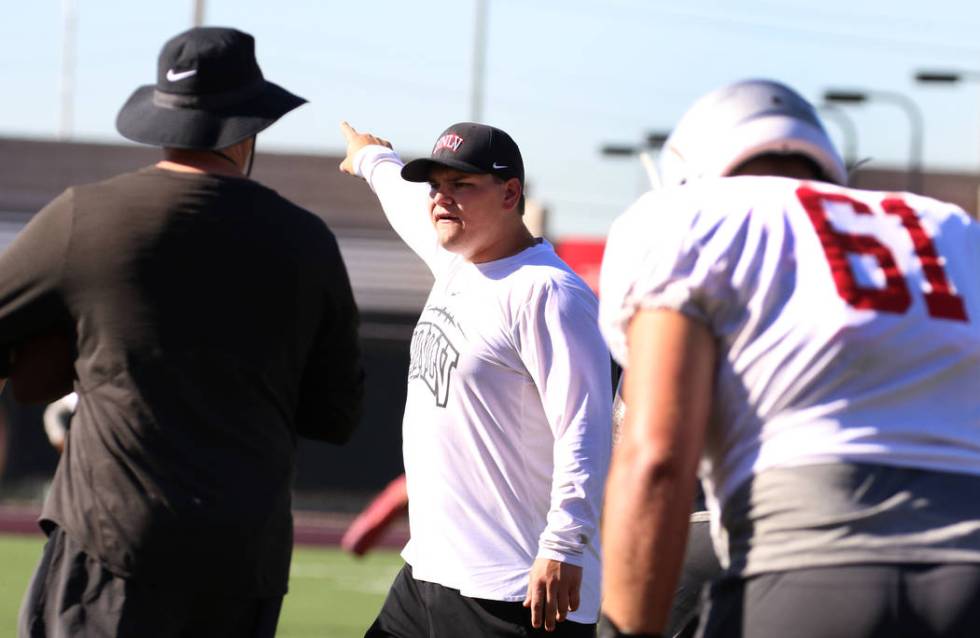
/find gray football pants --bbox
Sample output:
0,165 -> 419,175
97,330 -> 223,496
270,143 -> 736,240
697,563 -> 980,638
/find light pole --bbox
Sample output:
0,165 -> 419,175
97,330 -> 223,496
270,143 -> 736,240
59,0 -> 78,140
825,89 -> 924,193
192,0 -> 206,26
600,131 -> 670,190
470,0 -> 488,122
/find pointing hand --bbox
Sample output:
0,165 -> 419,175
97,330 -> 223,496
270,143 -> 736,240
339,121 -> 392,176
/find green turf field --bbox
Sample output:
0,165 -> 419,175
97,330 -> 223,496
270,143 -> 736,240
0,534 -> 401,637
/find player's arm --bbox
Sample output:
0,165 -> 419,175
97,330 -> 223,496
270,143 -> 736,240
338,121 -> 442,270
0,191 -> 75,402
601,308 -> 714,635
518,284 -> 613,631
294,231 -> 365,444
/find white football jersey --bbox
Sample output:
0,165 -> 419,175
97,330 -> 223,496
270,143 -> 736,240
600,176 -> 980,511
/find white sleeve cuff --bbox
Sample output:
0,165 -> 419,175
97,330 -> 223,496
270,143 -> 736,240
536,547 -> 585,568
352,145 -> 403,182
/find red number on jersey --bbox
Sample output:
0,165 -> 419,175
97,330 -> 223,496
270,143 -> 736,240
796,186 -> 968,322
880,197 -> 968,321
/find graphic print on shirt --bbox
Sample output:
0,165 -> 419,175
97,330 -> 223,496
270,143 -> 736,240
408,305 -> 463,408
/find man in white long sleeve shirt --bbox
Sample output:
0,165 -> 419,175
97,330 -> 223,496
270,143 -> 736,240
339,121 -> 611,637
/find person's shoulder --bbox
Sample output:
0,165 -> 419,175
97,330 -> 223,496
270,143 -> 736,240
891,191 -> 980,256
711,174 -> 810,217
799,181 -> 976,229
600,178 -> 783,309
607,177 -> 762,239
514,243 -> 597,306
68,167 -> 152,195
260,186 -> 324,220
248,181 -> 335,234
512,241 -> 575,276
891,189 -> 975,225
38,170 -> 153,218
73,166 -> 214,200
281,204 -> 343,257
604,180 -> 747,263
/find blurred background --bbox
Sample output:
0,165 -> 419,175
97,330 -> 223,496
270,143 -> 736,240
1,1 -> 979,634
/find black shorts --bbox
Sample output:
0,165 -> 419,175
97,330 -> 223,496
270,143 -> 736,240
366,563 -> 596,638
19,526 -> 283,638
697,563 -> 980,638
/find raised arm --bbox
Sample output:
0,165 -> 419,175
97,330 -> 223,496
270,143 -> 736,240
339,121 -> 443,271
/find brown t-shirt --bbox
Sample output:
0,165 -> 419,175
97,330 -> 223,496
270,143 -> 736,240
0,167 -> 364,595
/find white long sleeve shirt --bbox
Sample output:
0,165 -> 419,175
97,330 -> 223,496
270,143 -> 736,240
355,145 -> 612,622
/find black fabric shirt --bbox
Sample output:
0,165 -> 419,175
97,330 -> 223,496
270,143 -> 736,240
0,167 -> 364,596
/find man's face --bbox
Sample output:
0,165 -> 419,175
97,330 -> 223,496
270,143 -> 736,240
426,166 -> 522,262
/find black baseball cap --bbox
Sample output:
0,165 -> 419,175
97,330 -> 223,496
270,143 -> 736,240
401,122 -> 524,186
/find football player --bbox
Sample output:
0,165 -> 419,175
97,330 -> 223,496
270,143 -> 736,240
599,79 -> 980,638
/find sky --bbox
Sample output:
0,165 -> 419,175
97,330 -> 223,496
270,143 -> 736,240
3,0 -> 980,237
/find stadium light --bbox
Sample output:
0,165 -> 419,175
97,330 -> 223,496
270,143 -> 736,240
914,70 -> 980,85
600,144 -> 641,156
600,130 -> 671,190
916,72 -> 963,84
824,88 -> 924,193
645,132 -> 669,149
600,130 -> 670,157
823,90 -> 867,104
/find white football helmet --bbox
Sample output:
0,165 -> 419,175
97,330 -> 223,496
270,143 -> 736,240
659,79 -> 847,187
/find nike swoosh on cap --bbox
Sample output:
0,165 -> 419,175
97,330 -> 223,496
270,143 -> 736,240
492,162 -> 509,169
166,68 -> 198,82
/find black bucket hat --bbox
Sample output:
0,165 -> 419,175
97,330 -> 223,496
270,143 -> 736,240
401,122 -> 524,186
116,27 -> 306,150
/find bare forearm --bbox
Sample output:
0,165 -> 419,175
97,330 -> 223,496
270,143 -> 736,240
602,443 -> 700,633
601,309 -> 716,634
